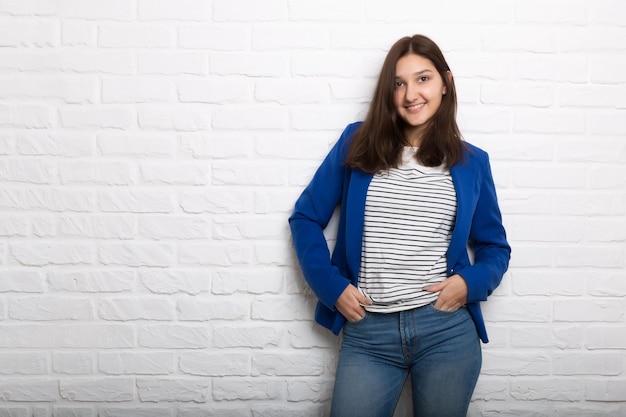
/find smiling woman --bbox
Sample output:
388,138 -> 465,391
288,34 -> 511,417
393,54 -> 448,147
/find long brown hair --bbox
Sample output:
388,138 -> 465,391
345,35 -> 465,172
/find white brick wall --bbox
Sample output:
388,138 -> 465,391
0,0 -> 624,416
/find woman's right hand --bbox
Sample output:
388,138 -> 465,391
335,284 -> 372,322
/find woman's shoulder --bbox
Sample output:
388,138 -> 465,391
340,121 -> 363,141
460,140 -> 490,162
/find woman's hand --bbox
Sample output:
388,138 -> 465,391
424,274 -> 468,311
335,284 -> 372,322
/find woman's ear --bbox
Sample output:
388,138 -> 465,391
443,70 -> 453,95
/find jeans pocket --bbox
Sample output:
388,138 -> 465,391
349,311 -> 369,324
429,302 -> 461,314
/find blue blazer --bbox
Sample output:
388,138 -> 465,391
289,122 -> 511,343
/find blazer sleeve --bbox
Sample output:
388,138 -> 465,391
456,152 -> 511,303
288,124 -> 359,310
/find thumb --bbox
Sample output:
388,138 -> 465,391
424,282 -> 445,292
356,288 -> 373,305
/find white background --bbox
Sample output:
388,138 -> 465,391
0,0 -> 625,416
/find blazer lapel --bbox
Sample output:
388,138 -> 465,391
345,169 -> 373,282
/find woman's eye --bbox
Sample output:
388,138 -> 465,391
419,76 -> 429,82
394,81 -> 405,88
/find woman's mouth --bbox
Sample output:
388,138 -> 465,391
405,103 -> 425,111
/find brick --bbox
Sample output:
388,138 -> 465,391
178,24 -> 251,50
10,242 -> 94,267
176,297 -> 249,321
138,51 -> 207,75
212,106 -> 288,130
553,245 -> 623,268
99,24 -> 175,48
480,82 -> 553,107
16,131 -> 94,157
178,242 -> 251,266
0,352 -> 48,375
289,0 -> 362,21
443,1 -> 512,23
99,352 -> 175,375
482,351 -> 550,376
255,78 -> 330,105
0,379 -> 58,401
287,379 -> 334,402
0,18 -> 59,47
585,379 -> 626,401
212,378 -> 282,401
47,269 -> 134,293
59,0 -> 133,20
59,378 -> 134,402
59,161 -> 133,185
54,407 -> 95,417
509,216 -> 584,243
100,409 -> 170,417
140,269 -> 210,295
483,28 -> 557,53
62,22 -> 97,47
99,298 -> 175,321
253,23 -> 329,50
137,379 -> 210,402
9,297 -> 94,321
179,189 -> 253,214
512,165 -> 585,189
553,353 -> 622,376
213,325 -> 283,348
102,78 -> 174,104
137,0 -> 210,21
586,326 -> 626,349
139,162 -> 210,185
213,0 -> 286,21
0,0 -> 58,15
97,133 -> 176,157
58,215 -> 135,239
0,50 -> 136,74
0,324 -> 134,348
53,352 -> 95,375
59,106 -> 135,130
211,52 -> 287,77
515,1 -> 587,25
98,189 -> 175,213
590,55 -> 626,84
511,378 -> 583,401
211,269 -> 283,295
252,352 -> 325,376
482,298 -> 551,323
554,300 -> 624,322
251,295 -> 316,321
514,54 -> 588,84
0,216 -> 28,237
138,325 -> 209,349
98,242 -> 175,267
513,270 -> 584,296
0,270 -> 45,293
138,105 -> 210,131
179,352 -> 250,376
0,76 -> 97,104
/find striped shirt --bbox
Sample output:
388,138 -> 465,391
359,146 -> 457,313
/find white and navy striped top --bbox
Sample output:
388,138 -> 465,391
358,146 -> 457,313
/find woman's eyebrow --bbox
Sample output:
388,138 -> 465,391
395,69 -> 433,78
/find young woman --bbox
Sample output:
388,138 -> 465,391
289,34 -> 511,417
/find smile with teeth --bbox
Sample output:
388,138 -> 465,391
405,103 -> 425,111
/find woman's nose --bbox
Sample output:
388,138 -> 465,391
405,82 -> 420,101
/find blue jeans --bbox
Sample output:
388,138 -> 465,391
330,303 -> 481,417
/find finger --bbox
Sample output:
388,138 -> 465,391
424,282 -> 444,292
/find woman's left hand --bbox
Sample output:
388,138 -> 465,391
424,274 -> 468,311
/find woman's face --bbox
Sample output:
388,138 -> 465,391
393,53 -> 447,145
